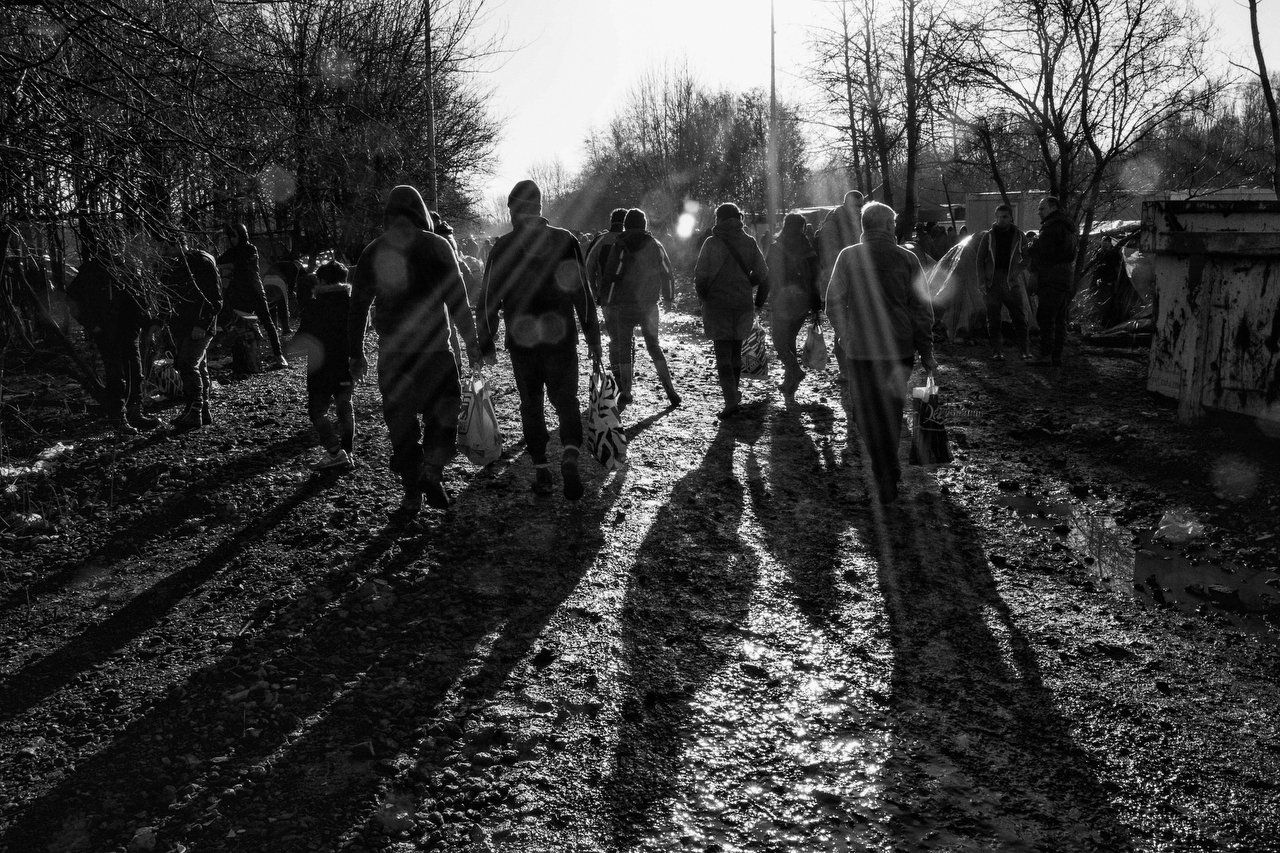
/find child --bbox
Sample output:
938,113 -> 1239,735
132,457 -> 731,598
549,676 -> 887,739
298,261 -> 355,469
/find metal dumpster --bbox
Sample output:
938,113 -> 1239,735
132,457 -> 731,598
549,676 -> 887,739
1140,199 -> 1280,426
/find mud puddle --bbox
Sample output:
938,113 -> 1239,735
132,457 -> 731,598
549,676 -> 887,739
997,495 -> 1280,640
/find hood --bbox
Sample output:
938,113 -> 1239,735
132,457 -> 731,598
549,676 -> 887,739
712,219 -> 746,238
384,185 -> 432,231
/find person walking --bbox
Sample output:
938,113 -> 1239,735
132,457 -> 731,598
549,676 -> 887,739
67,233 -> 153,435
479,180 -> 603,500
1026,196 -> 1079,366
766,212 -> 822,404
600,208 -> 680,409
826,201 -> 938,504
218,223 -> 288,370
816,190 -> 864,283
975,203 -> 1031,361
585,208 -> 627,301
693,202 -> 769,420
162,240 -> 222,429
348,185 -> 481,515
297,261 -> 355,469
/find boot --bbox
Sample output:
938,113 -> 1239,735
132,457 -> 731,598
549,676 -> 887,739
200,401 -> 212,425
126,405 -> 160,430
715,367 -> 740,420
418,462 -> 451,510
532,464 -> 555,495
172,403 -> 202,430
654,354 -> 681,407
780,365 -> 804,402
616,362 -> 634,411
110,416 -> 139,437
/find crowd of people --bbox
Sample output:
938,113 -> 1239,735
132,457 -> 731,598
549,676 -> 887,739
64,181 -> 1079,513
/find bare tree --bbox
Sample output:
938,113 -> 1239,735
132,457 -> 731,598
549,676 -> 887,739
1248,0 -> 1280,198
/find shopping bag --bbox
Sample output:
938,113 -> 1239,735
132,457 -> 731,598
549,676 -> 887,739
587,366 -> 628,471
146,351 -> 183,400
741,319 -> 771,380
801,320 -> 828,372
459,373 -> 503,466
909,377 -> 953,466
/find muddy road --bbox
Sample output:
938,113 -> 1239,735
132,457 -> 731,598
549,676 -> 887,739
2,307 -> 1279,852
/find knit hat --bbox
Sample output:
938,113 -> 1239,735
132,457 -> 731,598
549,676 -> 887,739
316,261 -> 349,283
609,208 -> 627,225
384,185 -> 432,231
508,180 -> 543,217
623,208 -> 647,231
715,202 -> 742,222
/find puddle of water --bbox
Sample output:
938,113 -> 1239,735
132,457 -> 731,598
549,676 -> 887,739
996,495 -> 1280,639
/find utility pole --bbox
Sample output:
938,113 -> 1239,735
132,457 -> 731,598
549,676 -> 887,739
424,1 -> 438,209
767,0 -> 779,241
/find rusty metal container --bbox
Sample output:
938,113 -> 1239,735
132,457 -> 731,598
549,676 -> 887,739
1140,199 -> 1280,425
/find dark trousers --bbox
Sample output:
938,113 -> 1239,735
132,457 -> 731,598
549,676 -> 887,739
308,374 -> 354,455
172,326 -> 212,407
377,350 -> 460,482
771,290 -> 812,377
985,274 -> 1029,352
713,339 -> 743,403
605,303 -> 662,369
510,344 -> 582,464
92,318 -> 144,419
1036,289 -> 1072,361
845,358 -> 913,492
245,288 -> 285,358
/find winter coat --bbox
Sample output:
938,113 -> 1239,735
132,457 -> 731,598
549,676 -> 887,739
216,227 -> 269,315
584,223 -> 623,300
67,255 -> 144,333
348,228 -> 478,357
766,228 -> 821,316
163,250 -> 222,332
298,281 -> 352,376
479,217 -> 602,356
826,232 -> 936,366
693,219 -> 769,341
816,205 -> 862,281
975,225 -> 1027,291
1026,210 -> 1079,294
600,230 -> 674,308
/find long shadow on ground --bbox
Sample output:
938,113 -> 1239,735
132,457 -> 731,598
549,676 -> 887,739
603,415 -> 765,848
866,495 -> 1133,851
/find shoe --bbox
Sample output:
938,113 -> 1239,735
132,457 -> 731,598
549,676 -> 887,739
716,403 -> 741,420
268,354 -> 289,370
111,418 -> 140,437
201,402 -> 212,425
394,490 -> 423,518
171,407 -> 203,430
126,408 -> 161,430
311,449 -> 352,470
532,465 -> 555,495
561,452 -> 583,501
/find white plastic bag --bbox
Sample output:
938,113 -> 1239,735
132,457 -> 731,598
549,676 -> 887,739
459,373 -> 502,467
741,319 -> 771,380
801,321 -> 828,371
587,366 -> 627,470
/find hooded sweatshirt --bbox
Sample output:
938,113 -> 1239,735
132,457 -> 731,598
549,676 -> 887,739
347,185 -> 478,357
1026,209 -> 1079,293
600,229 -> 674,307
217,223 -> 269,315
766,216 -> 820,310
163,249 -> 222,331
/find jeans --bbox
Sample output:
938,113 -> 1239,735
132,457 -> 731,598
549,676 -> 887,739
771,289 -> 812,377
605,303 -> 662,369
173,326 -> 212,407
92,317 -> 144,419
844,358 -> 914,492
1036,289 -> 1072,362
510,344 -> 582,464
377,350 -> 461,481
985,274 -> 1029,352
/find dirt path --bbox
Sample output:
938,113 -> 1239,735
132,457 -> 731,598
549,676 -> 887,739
2,309 -> 1278,853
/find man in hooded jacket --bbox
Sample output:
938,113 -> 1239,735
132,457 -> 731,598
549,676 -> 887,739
162,239 -> 222,429
479,180 -> 604,500
584,208 -> 627,301
975,203 -> 1032,360
348,184 -> 482,515
767,212 -> 822,403
1026,196 -> 1079,366
599,207 -> 680,409
693,202 -> 769,419
217,223 -> 288,369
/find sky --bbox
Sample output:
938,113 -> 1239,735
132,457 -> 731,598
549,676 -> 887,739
474,0 -> 1280,206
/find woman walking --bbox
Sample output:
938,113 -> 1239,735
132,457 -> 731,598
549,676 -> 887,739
766,212 -> 821,405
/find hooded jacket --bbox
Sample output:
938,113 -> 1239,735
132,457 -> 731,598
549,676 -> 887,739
816,205 -> 863,281
1026,209 -> 1079,293
585,222 -> 624,299
826,231 -> 935,365
163,250 -> 222,332
479,216 -> 602,357
976,224 -> 1027,289
216,223 -> 271,315
347,186 -> 478,357
600,230 -> 674,307
693,218 -> 769,340
766,220 -> 821,312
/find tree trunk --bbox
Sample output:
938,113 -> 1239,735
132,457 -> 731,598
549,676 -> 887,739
1249,0 -> 1280,199
899,0 -> 919,241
